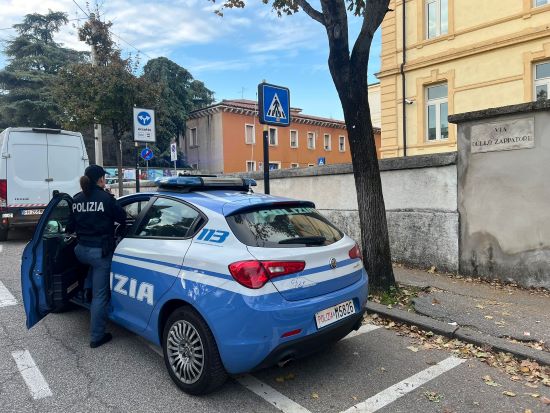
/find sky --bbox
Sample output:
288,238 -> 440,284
0,0 -> 381,120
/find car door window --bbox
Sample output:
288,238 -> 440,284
136,198 -> 200,238
44,198 -> 72,235
124,200 -> 149,220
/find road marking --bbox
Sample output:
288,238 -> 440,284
0,245 -> 3,253
11,350 -> 53,400
343,324 -> 380,340
237,374 -> 312,413
341,356 -> 466,413
0,281 -> 17,307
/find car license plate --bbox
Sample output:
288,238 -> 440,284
22,209 -> 43,216
315,300 -> 355,329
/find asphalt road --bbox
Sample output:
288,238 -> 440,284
1,229 -> 549,413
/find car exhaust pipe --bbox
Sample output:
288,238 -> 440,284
277,355 -> 295,368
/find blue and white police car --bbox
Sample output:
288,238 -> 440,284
21,176 -> 369,394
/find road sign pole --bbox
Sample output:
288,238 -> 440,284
135,143 -> 140,193
263,126 -> 270,195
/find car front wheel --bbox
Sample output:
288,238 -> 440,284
162,307 -> 227,395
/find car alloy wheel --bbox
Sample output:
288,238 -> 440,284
166,320 -> 204,384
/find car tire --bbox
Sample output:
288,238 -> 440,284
0,226 -> 8,242
162,307 -> 227,395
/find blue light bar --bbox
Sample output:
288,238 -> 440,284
155,176 -> 256,191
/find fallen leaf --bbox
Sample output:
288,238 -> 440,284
524,332 -> 531,337
524,409 -> 533,413
525,382 -> 538,389
275,376 -> 285,383
352,396 -> 358,401
427,266 -> 436,274
484,315 -> 494,320
424,391 -> 442,403
524,393 -> 540,398
284,373 -> 295,380
311,392 -> 319,399
542,396 -> 550,405
475,304 -> 485,309
483,376 -> 501,387
520,366 -> 531,373
432,298 -> 440,305
502,391 -> 516,397
407,346 -> 419,353
380,367 -> 386,372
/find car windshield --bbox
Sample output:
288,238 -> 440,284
226,204 -> 343,248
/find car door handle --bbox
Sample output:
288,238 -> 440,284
45,178 -> 53,182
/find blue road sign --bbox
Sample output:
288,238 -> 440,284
317,157 -> 326,166
258,83 -> 290,127
137,111 -> 152,126
140,147 -> 154,161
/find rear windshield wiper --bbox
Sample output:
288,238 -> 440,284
278,236 -> 326,245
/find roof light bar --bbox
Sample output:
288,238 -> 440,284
155,176 -> 256,191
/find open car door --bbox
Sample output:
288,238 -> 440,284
21,193 -> 87,328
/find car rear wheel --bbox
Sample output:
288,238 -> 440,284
162,307 -> 227,395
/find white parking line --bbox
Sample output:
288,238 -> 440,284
0,280 -> 17,307
341,356 -> 466,413
237,374 -> 313,413
11,350 -> 53,400
343,323 -> 381,340
0,244 -> 3,253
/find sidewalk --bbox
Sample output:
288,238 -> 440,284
366,265 -> 550,365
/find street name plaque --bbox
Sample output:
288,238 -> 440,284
471,117 -> 534,153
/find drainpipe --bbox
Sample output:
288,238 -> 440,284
400,0 -> 407,157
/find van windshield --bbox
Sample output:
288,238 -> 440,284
226,205 -> 343,248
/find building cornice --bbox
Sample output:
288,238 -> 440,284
188,101 -> 375,131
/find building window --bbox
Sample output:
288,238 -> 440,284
245,124 -> 255,144
290,163 -> 299,168
246,161 -> 256,172
268,162 -> 280,170
190,128 -> 198,147
258,162 -> 263,171
426,83 -> 448,141
323,134 -> 331,151
339,136 -> 346,152
307,132 -> 315,149
534,0 -> 549,6
290,130 -> 298,148
534,61 -> 550,101
307,163 -> 315,167
426,0 -> 448,39
269,127 -> 278,146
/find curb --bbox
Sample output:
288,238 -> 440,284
366,301 -> 550,366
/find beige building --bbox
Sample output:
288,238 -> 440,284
378,0 -> 550,158
368,83 -> 382,128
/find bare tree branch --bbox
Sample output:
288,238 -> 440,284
350,0 -> 389,79
295,0 -> 325,25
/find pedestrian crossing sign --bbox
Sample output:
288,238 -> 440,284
258,83 -> 290,127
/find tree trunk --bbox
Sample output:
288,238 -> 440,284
343,98 -> 395,292
112,122 -> 124,196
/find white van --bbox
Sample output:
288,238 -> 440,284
0,128 -> 89,241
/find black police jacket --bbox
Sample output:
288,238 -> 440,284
66,185 -> 126,248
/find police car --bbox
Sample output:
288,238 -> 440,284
21,176 -> 369,394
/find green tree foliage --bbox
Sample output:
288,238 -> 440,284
141,57 -> 214,165
210,0 -> 395,291
0,10 -> 88,128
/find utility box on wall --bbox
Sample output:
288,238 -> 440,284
450,101 -> 550,288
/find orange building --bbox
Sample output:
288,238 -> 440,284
184,99 -> 381,174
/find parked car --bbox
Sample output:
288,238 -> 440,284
0,127 -> 88,241
21,176 -> 368,394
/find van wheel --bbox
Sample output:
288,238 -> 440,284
0,227 -> 8,242
162,307 -> 227,395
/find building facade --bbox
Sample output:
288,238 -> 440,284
378,0 -> 550,158
184,99 -> 381,174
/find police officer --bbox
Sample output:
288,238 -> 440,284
67,165 -> 126,348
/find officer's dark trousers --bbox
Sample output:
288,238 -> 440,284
74,244 -> 112,343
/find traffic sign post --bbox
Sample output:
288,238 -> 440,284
258,82 -> 291,194
170,142 -> 177,175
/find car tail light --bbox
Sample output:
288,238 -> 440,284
349,244 -> 362,260
228,260 -> 305,289
0,179 -> 6,209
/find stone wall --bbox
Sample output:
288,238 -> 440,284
242,153 -> 459,272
